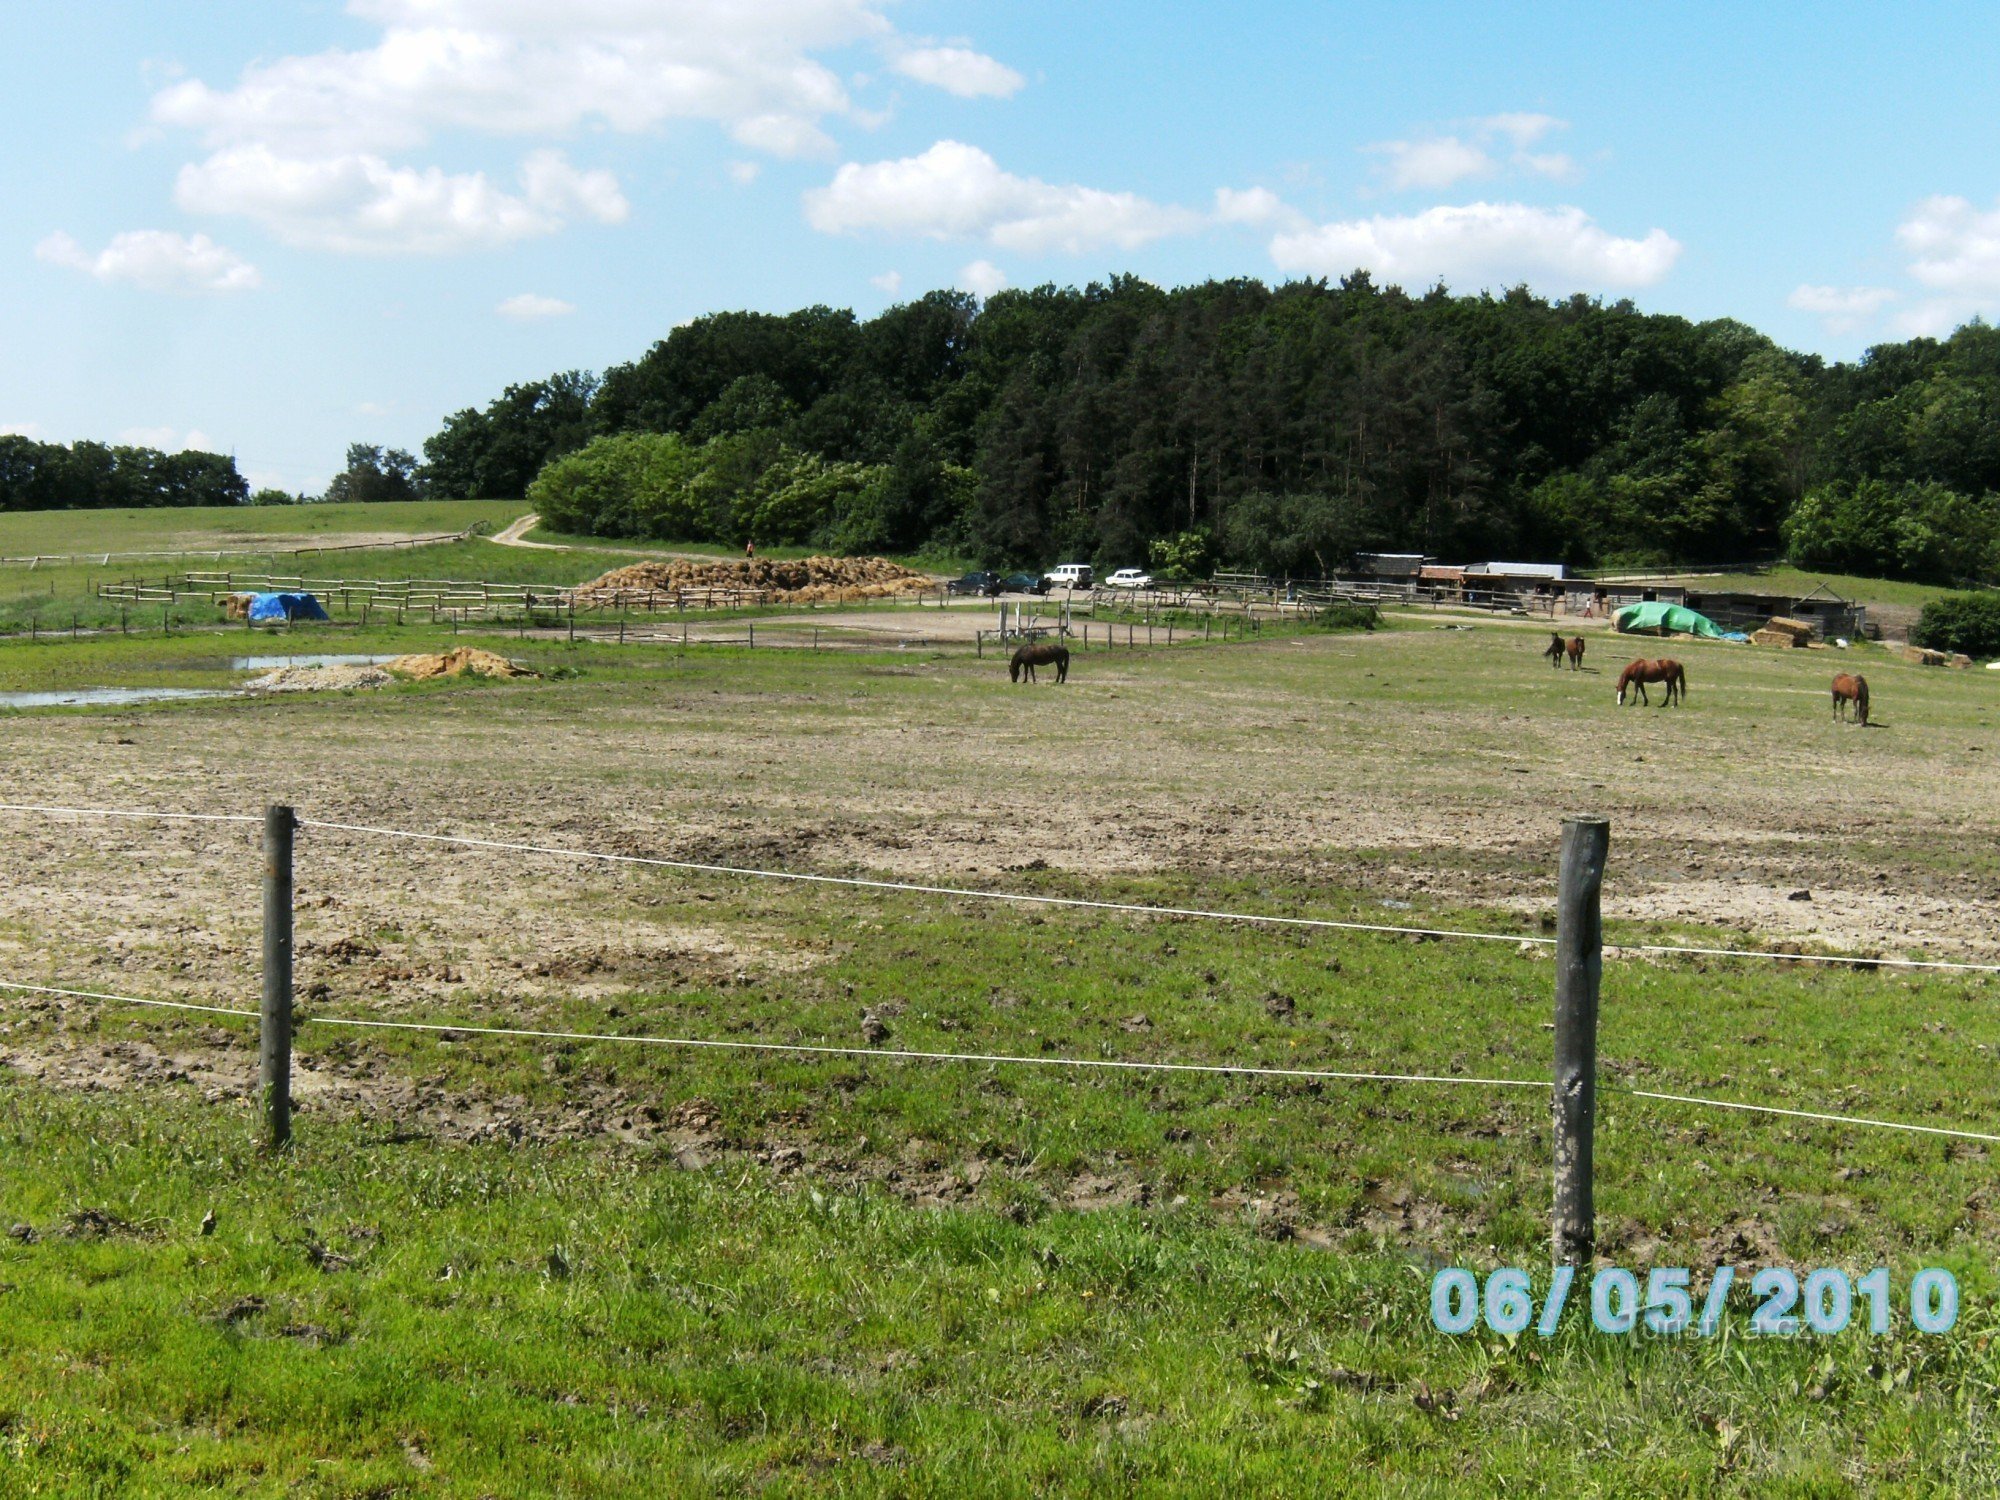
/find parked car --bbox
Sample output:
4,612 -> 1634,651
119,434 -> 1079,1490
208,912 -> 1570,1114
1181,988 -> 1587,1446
998,571 -> 1050,595
1043,563 -> 1093,590
1105,567 -> 1155,589
947,571 -> 1001,596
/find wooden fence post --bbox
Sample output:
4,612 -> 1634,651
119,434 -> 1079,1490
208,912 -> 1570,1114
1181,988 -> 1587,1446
1553,815 -> 1609,1265
261,804 -> 295,1152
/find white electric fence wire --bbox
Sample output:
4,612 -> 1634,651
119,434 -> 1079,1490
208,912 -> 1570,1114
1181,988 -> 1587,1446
0,802 -> 261,826
5,801 -> 1999,975
8,974 -> 1999,1143
295,816 -> 1546,948
0,979 -> 257,1019
1619,1088 -> 2000,1145
306,1011 -> 1548,1090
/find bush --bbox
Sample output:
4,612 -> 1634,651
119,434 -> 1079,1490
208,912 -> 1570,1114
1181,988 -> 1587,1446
1912,592 -> 2000,658
1311,603 -> 1380,632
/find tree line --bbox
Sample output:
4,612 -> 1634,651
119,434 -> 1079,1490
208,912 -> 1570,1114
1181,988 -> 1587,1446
0,435 -> 247,512
407,275 -> 2000,584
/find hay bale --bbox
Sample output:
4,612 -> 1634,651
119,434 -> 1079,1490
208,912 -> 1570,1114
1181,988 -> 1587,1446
1897,644 -> 1948,666
219,592 -> 256,621
1751,627 -> 1805,648
1761,616 -> 1815,643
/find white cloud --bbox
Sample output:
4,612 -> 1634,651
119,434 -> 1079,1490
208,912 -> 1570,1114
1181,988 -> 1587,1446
1,422 -> 45,439
957,259 -> 1006,298
35,229 -> 261,293
1788,283 -> 1898,335
497,291 -> 576,319
1897,195 -> 2000,295
1269,202 -> 1681,291
1371,136 -> 1493,192
149,1 -> 886,158
356,400 -> 393,416
729,160 -> 762,185
1212,186 -> 1309,232
870,269 -> 902,294
145,1 -> 1016,257
1480,112 -> 1563,148
805,140 -> 1202,254
1368,113 -> 1578,192
890,45 -> 1024,99
116,426 -> 219,452
174,145 -> 625,254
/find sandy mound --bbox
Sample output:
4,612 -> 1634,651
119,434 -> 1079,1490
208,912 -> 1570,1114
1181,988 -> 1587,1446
572,556 -> 935,607
385,648 -> 536,680
246,664 -> 394,692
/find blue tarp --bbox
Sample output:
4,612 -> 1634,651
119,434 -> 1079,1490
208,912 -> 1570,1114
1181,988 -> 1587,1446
247,592 -> 330,623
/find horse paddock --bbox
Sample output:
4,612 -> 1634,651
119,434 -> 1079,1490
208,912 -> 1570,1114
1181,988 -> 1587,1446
3,613 -> 1998,1489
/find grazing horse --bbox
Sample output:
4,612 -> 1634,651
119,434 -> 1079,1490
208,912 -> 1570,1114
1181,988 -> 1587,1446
1615,658 -> 1687,707
1565,636 -> 1586,670
1010,641 -> 1070,683
1831,672 -> 1870,726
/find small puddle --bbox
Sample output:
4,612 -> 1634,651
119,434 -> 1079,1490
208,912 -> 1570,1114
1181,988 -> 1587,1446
231,654 -> 397,670
0,686 -> 233,710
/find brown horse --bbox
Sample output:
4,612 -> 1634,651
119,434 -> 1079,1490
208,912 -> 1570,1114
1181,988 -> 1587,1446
1615,658 -> 1686,706
1544,630 -> 1567,667
1831,672 -> 1870,725
1010,641 -> 1070,683
1565,636 -> 1585,670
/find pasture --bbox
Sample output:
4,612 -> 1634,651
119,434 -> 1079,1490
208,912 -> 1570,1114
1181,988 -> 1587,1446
3,613 -> 2000,1492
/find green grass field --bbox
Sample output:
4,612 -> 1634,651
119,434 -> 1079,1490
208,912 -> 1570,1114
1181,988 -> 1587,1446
2,589 -> 1999,1491
0,499 -> 527,557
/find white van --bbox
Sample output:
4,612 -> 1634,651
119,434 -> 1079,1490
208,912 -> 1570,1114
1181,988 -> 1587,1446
1044,563 -> 1093,590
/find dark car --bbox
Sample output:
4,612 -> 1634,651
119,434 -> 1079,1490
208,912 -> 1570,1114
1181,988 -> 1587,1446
947,571 -> 1001,597
997,571 -> 1050,595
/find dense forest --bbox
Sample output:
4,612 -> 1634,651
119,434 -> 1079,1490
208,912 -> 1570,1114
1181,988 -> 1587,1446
412,275 -> 2000,582
0,436 -> 247,511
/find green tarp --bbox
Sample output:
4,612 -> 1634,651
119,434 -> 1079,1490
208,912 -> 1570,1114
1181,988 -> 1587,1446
1612,601 -> 1745,640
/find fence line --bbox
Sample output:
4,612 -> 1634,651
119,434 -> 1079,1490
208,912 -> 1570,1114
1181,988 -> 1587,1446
9,972 -> 1999,1145
0,979 -> 258,1019
3,800 -> 1996,975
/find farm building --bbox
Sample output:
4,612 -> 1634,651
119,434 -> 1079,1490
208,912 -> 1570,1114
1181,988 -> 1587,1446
1354,552 -> 1430,580
1584,580 -> 1867,639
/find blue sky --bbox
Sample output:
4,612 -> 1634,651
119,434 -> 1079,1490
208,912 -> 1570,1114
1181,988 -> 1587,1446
7,1 -> 2000,494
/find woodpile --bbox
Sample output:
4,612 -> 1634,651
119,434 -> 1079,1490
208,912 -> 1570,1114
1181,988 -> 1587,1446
571,556 -> 936,608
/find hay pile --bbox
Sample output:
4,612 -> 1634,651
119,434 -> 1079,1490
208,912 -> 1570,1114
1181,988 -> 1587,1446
572,555 -> 935,607
1751,616 -> 1814,648
220,593 -> 256,621
385,648 -> 535,680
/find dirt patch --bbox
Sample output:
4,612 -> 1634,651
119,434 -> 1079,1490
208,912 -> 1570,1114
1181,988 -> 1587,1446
247,664 -> 394,692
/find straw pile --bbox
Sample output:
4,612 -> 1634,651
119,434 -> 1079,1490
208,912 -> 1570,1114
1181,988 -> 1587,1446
571,556 -> 935,607
385,648 -> 535,680
220,593 -> 256,621
1750,616 -> 1814,648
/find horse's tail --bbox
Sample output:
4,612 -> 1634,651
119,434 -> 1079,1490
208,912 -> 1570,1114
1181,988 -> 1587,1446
1676,663 -> 1687,697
